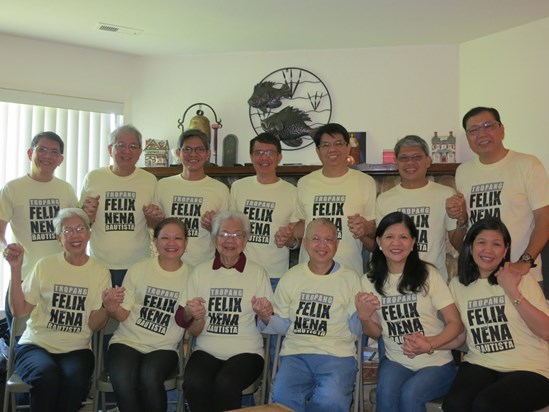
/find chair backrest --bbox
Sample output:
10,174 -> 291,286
5,316 -> 28,382
3,315 -> 31,412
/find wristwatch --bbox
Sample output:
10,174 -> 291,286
519,253 -> 537,268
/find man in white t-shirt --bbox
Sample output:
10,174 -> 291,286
155,129 -> 229,267
80,124 -> 162,286
0,131 -> 78,327
377,135 -> 467,281
286,123 -> 377,275
446,106 -> 549,282
230,132 -> 297,290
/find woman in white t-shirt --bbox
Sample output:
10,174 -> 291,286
104,217 -> 191,412
357,211 -> 463,412
444,217 -> 549,412
4,208 -> 110,412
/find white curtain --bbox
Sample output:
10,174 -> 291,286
0,98 -> 124,305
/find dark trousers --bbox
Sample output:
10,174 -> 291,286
14,344 -> 94,412
108,343 -> 178,412
183,350 -> 263,412
443,361 -> 549,412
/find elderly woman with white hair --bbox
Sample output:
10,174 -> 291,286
3,207 -> 112,412
179,210 -> 273,412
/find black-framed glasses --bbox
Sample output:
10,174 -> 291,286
180,146 -> 207,154
465,121 -> 501,136
113,142 -> 141,152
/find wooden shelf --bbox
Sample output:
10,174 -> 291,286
144,163 -> 459,179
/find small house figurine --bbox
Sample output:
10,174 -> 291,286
144,138 -> 170,167
431,131 -> 456,163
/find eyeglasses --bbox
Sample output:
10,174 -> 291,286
217,232 -> 246,239
465,121 -> 501,136
34,146 -> 61,157
397,154 -> 425,163
113,142 -> 141,152
252,149 -> 278,157
318,140 -> 348,150
180,146 -> 207,154
61,225 -> 88,236
305,236 -> 336,244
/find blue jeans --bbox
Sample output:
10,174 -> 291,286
14,343 -> 94,412
272,354 -> 357,412
376,356 -> 456,412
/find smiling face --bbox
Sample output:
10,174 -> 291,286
464,110 -> 506,163
154,222 -> 188,260
471,229 -> 508,278
215,217 -> 247,266
58,215 -> 90,257
316,133 -> 350,175
27,137 -> 64,179
251,141 -> 282,178
396,146 -> 431,188
178,136 -> 210,174
108,129 -> 142,173
304,220 -> 339,268
377,222 -> 415,272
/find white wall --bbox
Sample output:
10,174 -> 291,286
0,34 -> 136,115
0,34 -> 461,166
460,17 -> 549,167
132,46 -> 461,165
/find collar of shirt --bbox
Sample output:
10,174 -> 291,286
212,251 -> 247,273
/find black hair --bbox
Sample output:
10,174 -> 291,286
153,217 -> 188,239
312,123 -> 350,147
367,211 -> 430,296
457,217 -> 511,286
462,107 -> 501,130
31,131 -> 65,154
249,132 -> 282,154
177,129 -> 210,150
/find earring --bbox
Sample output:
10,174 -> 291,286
379,247 -> 383,251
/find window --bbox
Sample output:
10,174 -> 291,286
0,90 -> 124,306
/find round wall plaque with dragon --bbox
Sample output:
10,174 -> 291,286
247,67 -> 332,151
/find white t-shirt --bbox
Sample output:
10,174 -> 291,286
155,174 -> 229,267
376,181 -> 457,281
230,176 -> 297,279
0,175 -> 77,279
450,274 -> 549,379
295,168 -> 376,275
19,253 -> 110,353
110,257 -> 190,353
80,167 -> 157,269
456,150 -> 549,281
361,266 -> 455,371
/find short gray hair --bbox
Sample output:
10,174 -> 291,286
211,211 -> 250,240
394,135 -> 430,157
109,124 -> 143,147
53,208 -> 90,235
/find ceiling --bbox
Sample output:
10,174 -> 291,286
2,0 -> 549,57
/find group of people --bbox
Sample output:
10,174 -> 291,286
0,105 -> 547,412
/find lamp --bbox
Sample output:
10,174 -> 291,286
177,103 -> 222,164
